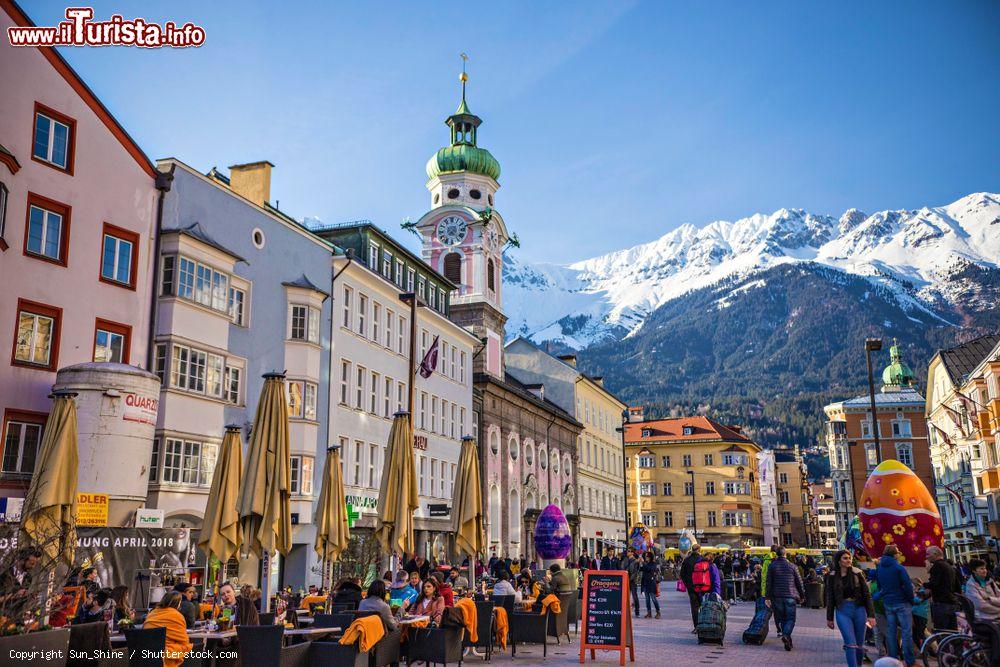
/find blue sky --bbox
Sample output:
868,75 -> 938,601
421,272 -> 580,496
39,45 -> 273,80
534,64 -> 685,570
23,1 -> 1000,263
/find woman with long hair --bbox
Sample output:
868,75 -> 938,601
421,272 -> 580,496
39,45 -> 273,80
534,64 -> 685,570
405,577 -> 445,625
235,591 -> 261,626
142,591 -> 193,667
640,551 -> 661,619
825,550 -> 875,667
110,585 -> 134,624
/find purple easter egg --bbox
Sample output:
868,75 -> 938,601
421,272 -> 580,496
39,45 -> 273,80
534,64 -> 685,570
534,504 -> 572,560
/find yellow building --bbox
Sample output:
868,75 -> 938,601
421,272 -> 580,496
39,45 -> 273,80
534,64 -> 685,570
624,410 -> 764,548
774,450 -> 813,547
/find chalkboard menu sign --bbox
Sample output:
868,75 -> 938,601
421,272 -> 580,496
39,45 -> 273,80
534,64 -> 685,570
580,570 -> 634,665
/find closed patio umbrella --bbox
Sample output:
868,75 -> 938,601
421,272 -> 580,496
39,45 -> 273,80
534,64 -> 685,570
452,436 -> 485,590
237,373 -> 292,607
198,425 -> 244,584
314,446 -> 349,587
21,392 -> 78,566
376,412 -> 419,558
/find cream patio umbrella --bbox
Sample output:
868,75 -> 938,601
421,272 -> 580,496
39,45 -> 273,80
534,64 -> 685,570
236,373 -> 292,609
20,392 -> 78,566
375,412 -> 419,559
452,436 -> 485,590
198,425 -> 244,593
314,446 -> 349,589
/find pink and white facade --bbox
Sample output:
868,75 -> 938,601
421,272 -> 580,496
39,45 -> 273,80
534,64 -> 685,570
0,0 -> 160,495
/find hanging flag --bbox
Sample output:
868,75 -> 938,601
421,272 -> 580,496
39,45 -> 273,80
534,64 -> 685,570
956,391 -> 979,416
945,485 -> 967,518
418,335 -> 440,379
931,422 -> 954,447
942,404 -> 968,436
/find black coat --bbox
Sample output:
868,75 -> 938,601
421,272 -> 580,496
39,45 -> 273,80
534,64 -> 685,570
825,568 -> 874,622
333,582 -> 363,607
680,553 -> 700,588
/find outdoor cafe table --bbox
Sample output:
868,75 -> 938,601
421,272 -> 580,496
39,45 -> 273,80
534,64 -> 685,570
399,615 -> 429,625
725,577 -> 755,601
297,615 -> 315,625
518,598 -> 537,610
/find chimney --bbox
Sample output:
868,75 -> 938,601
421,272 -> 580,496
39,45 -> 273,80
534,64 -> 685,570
628,406 -> 644,423
557,354 -> 577,368
525,383 -> 545,401
728,425 -> 742,434
591,376 -> 604,387
229,161 -> 274,207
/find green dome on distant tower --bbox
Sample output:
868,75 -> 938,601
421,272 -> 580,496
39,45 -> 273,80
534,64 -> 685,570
426,65 -> 501,182
882,339 -> 917,388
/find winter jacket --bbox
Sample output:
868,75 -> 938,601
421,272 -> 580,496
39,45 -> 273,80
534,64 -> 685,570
824,567 -> 875,622
964,576 -> 1000,622
640,561 -> 659,594
925,559 -> 960,605
765,557 -> 805,601
708,563 -> 722,597
680,552 -> 701,588
623,557 -> 642,588
760,551 -> 775,595
874,555 -> 914,606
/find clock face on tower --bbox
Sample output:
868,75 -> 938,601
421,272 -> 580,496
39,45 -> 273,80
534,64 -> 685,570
436,215 -> 468,247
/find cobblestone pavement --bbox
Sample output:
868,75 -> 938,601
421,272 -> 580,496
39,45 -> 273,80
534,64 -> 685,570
484,588 -> 849,667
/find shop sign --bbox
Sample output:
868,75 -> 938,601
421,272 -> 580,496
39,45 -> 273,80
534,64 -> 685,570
122,393 -> 158,425
414,435 -> 428,450
135,508 -> 164,528
78,493 -> 109,527
428,503 -> 450,517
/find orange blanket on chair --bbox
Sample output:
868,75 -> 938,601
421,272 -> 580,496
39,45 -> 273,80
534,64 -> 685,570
540,593 -> 561,615
493,606 -> 508,649
143,607 -> 193,667
455,598 -> 477,643
299,594 -> 327,610
339,615 -> 385,653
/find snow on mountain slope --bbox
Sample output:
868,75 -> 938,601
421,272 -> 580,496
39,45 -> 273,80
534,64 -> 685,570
503,192 -> 1000,349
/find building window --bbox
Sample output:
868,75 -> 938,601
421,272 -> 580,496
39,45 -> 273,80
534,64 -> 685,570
370,371 -> 379,414
100,223 -> 138,288
723,511 -> 738,527
149,438 -> 159,483
658,482 -> 671,496
704,454 -> 713,466
865,443 -> 879,468
417,276 -> 426,302
342,286 -> 353,329
639,482 -> 657,496
487,258 -> 496,292
93,319 -> 131,363
289,304 -> 320,343
355,366 -> 366,410
686,512 -> 695,527
13,299 -> 61,370
705,481 -> 715,495
427,288 -> 436,310
372,302 -> 381,343
384,376 -> 392,417
382,251 -> 392,278
431,396 -> 438,433
385,309 -> 393,348
161,438 -> 216,487
725,481 -> 751,495
2,411 -> 45,476
340,360 -> 351,405
663,511 -> 673,527
778,472 -> 788,484
708,510 -> 717,527
368,242 -> 379,269
224,365 -> 241,404
287,380 -> 317,420
228,287 -> 246,326
0,182 -> 8,241
394,259 -> 404,286
406,268 -> 415,292
778,490 -> 790,504
641,513 -> 658,527
722,453 -> 748,466
290,455 -> 315,495
637,456 -> 655,468
684,481 -> 694,496
443,252 -> 462,284
24,194 -> 70,264
154,343 -> 167,383
682,454 -> 692,467
397,315 -> 405,354
357,294 -> 367,336
896,443 -> 913,468
353,440 -> 364,485
661,455 -> 671,467
163,254 -> 235,316
32,104 -> 74,171
781,511 -> 791,525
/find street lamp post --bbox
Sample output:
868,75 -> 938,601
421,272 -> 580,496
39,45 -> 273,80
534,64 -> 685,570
617,409 -> 631,540
687,470 -> 697,536
865,338 -> 883,464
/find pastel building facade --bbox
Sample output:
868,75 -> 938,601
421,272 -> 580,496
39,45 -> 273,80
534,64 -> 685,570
0,1 -> 161,495
148,158 -> 333,586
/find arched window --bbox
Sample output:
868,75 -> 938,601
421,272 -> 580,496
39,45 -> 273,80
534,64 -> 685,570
490,430 -> 500,456
896,443 -> 913,468
443,252 -> 462,284
489,485 -> 502,542
509,490 -> 521,545
487,258 -> 495,292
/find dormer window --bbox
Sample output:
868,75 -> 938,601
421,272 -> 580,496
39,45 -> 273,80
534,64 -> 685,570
682,426 -> 693,436
641,428 -> 653,438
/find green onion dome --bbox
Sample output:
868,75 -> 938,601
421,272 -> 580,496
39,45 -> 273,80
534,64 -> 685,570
426,143 -> 501,181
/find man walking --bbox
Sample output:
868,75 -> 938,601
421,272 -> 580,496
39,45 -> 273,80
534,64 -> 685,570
765,546 -> 805,651
680,544 -> 703,633
922,546 -> 960,631
875,545 -> 915,666
761,544 -> 782,635
623,549 -> 642,616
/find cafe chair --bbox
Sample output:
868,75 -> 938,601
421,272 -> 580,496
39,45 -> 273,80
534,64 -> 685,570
237,625 -> 310,667
315,612 -> 354,632
546,593 -> 574,644
406,626 -> 465,667
123,627 -> 166,667
307,640 -> 369,667
489,594 -> 514,619
352,610 -> 402,667
464,599 -> 494,662
331,602 -> 358,612
509,606 -> 550,658
68,621 -> 111,667
259,612 -> 277,626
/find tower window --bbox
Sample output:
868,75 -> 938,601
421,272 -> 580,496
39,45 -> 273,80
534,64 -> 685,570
488,195 -> 494,206
470,189 -> 481,200
487,258 -> 496,292
433,193 -> 440,205
443,252 -> 462,285
447,188 -> 460,200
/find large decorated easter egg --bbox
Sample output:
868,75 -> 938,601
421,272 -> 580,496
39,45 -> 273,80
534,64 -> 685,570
533,504 -> 572,560
629,524 -> 653,554
858,459 -> 943,566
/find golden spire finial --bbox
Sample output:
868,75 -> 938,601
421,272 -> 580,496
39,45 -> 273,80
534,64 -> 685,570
459,53 -> 469,101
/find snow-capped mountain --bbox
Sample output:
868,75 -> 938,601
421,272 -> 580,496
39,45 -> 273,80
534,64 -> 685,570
505,192 -> 1000,349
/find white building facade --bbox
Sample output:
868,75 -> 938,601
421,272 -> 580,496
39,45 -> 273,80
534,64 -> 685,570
757,450 -> 779,547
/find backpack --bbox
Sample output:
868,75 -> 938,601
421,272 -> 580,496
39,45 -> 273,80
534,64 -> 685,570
693,560 -> 712,594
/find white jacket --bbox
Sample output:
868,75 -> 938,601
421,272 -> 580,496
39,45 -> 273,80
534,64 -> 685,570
964,577 -> 1000,622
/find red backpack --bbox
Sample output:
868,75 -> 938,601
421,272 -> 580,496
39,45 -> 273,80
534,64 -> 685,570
692,560 -> 711,594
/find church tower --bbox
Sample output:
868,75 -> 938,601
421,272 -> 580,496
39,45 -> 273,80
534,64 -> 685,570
414,61 -> 509,379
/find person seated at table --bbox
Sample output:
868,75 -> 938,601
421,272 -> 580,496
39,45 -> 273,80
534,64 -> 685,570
75,588 -> 113,624
548,563 -> 572,595
240,584 -> 262,612
110,585 -> 135,626
390,569 -> 419,609
964,558 -> 1000,623
173,582 -> 197,628
448,567 -> 469,592
234,591 -> 260,626
491,571 -> 521,601
332,577 -> 363,608
406,578 -> 446,625
358,580 -> 398,632
431,571 -> 455,607
516,572 -> 541,601
143,591 -> 193,667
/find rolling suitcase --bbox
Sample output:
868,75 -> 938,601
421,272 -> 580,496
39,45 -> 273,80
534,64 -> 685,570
696,593 -> 727,646
742,596 -> 772,645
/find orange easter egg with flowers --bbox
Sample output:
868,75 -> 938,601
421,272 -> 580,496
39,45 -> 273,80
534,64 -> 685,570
858,459 -> 943,567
